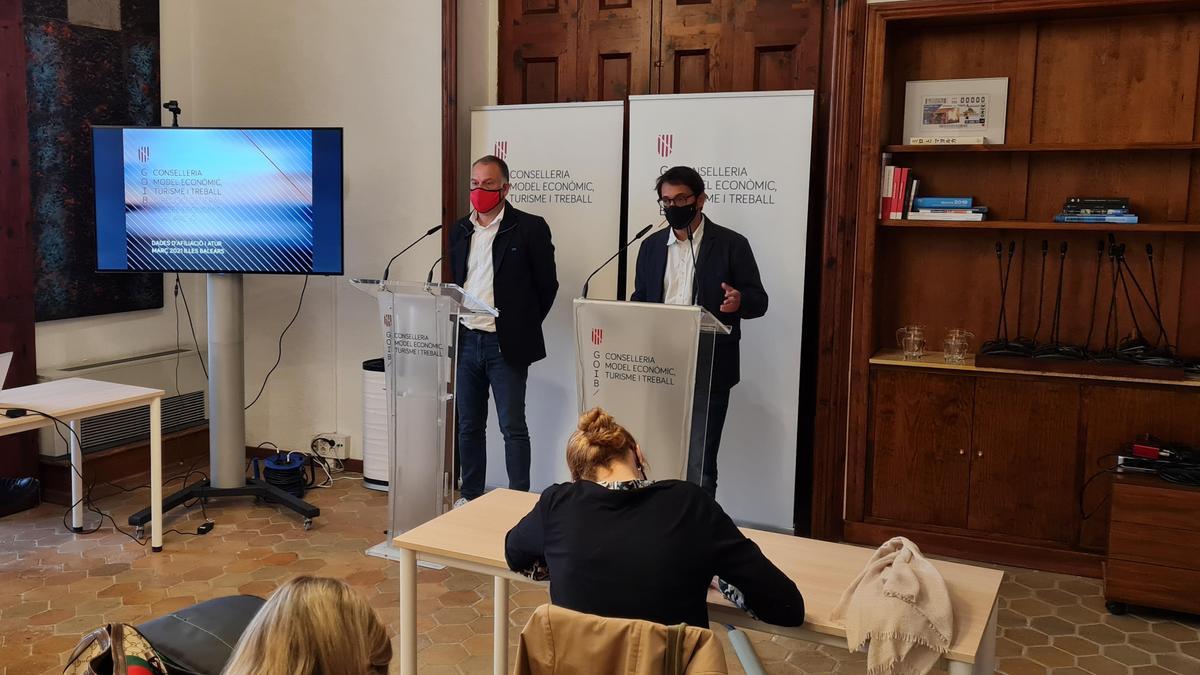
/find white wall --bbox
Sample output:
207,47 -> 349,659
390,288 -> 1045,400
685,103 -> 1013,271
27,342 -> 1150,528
457,0 -> 498,208
138,0 -> 445,457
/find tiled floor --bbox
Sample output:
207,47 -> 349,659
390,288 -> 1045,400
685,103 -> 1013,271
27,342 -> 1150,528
0,470 -> 1197,674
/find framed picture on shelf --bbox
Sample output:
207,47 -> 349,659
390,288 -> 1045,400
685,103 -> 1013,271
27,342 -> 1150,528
903,78 -> 1009,145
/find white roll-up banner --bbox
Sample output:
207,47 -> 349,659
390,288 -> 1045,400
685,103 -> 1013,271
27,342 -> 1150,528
627,91 -> 815,529
471,102 -> 625,491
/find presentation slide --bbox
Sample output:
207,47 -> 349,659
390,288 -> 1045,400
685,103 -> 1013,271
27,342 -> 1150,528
94,127 -> 343,274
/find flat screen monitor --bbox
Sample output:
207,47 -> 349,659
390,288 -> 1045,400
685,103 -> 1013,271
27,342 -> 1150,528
92,126 -> 344,275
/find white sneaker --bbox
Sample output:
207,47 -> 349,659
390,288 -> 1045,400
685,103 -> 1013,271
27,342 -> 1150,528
453,497 -> 469,509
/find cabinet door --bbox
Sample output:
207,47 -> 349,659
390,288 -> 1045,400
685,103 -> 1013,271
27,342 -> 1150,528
868,370 -> 974,528
969,378 -> 1081,543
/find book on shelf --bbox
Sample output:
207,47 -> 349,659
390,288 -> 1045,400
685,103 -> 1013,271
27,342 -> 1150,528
902,177 -> 920,219
1065,197 -> 1130,210
1063,208 -> 1129,216
905,211 -> 985,221
1053,214 -> 1139,224
878,153 -> 892,219
908,136 -> 988,145
913,206 -> 989,214
913,196 -> 973,209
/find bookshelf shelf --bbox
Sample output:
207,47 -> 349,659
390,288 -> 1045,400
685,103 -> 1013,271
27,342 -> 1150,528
870,349 -> 1200,389
883,142 -> 1200,153
880,219 -> 1200,233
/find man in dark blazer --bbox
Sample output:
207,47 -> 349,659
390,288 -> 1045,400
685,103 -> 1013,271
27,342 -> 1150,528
450,155 -> 558,504
631,166 -> 768,497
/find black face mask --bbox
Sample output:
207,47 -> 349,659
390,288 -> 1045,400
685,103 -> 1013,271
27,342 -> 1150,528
664,204 -> 697,231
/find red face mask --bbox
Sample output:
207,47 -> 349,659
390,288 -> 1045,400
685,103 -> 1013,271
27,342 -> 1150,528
470,187 -> 504,214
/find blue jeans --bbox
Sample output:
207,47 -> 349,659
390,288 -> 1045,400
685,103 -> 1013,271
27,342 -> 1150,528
456,327 -> 531,500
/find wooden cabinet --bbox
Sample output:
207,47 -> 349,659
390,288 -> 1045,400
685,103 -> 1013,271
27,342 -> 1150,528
867,370 -> 1082,545
1105,474 -> 1200,615
868,370 -> 973,528
969,379 -> 1081,543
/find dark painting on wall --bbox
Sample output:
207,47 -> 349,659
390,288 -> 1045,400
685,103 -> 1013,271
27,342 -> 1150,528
23,0 -> 163,322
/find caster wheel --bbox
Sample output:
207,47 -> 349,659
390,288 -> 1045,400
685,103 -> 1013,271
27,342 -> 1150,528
303,518 -> 313,531
135,526 -> 144,539
1106,601 -> 1128,615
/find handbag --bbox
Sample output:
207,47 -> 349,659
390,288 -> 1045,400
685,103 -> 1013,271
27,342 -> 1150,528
63,623 -> 168,675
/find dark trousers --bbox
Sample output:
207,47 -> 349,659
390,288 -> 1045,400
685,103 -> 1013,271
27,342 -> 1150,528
456,327 -> 531,500
687,367 -> 732,499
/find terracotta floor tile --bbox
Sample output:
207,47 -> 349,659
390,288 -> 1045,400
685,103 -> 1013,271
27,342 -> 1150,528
4,472 -> 1199,674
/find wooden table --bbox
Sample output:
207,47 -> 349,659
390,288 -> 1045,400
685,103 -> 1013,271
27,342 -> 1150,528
0,378 -> 166,551
392,489 -> 1002,675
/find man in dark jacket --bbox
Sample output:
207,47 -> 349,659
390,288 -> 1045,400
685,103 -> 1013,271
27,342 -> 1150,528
450,155 -> 558,503
631,166 -> 768,497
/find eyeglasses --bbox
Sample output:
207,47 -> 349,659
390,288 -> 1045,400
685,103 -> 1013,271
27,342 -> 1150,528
657,193 -> 697,208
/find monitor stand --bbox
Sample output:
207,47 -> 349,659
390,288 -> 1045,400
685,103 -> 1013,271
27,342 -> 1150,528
130,273 -> 318,549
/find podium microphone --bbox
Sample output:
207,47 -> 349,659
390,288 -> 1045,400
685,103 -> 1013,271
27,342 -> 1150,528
581,220 -> 662,298
382,224 -> 443,281
425,256 -> 443,284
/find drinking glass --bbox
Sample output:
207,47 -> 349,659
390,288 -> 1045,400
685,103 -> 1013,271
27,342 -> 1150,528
896,325 -> 926,360
943,329 -> 975,364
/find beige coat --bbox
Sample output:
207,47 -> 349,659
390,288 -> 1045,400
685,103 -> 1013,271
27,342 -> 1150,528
514,604 -> 728,675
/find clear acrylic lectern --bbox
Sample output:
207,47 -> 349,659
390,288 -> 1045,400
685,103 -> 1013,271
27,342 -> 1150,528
353,279 -> 498,560
573,298 -> 731,484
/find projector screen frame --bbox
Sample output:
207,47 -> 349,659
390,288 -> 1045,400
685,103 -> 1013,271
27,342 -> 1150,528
90,125 -> 346,277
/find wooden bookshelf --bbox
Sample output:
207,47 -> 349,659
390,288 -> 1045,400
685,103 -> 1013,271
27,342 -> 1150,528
880,219 -> 1200,233
884,142 -> 1200,153
844,0 -> 1200,577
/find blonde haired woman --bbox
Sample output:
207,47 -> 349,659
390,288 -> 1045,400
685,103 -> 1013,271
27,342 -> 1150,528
223,576 -> 391,675
505,408 -> 804,628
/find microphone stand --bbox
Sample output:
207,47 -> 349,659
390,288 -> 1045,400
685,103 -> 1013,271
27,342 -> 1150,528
1034,242 -> 1086,360
688,224 -> 701,307
1082,240 -> 1105,354
1018,239 -> 1049,351
581,221 -> 660,298
1092,239 -> 1125,365
382,224 -> 443,281
425,256 -> 443,285
981,241 -> 1027,356
1119,244 -> 1179,367
1114,244 -> 1151,360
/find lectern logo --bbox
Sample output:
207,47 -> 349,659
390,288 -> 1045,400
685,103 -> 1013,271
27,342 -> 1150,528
591,328 -> 603,346
138,146 -> 151,162
656,134 -> 673,158
493,140 -> 508,160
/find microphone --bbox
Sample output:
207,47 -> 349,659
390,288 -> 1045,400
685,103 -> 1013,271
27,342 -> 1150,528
581,220 -> 661,298
382,224 -> 443,281
425,257 -> 443,285
688,226 -> 701,306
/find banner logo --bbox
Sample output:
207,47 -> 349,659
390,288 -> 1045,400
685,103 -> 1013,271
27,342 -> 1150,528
383,314 -> 392,328
138,146 -> 151,162
591,328 -> 604,345
656,134 -> 673,158
493,140 -> 508,160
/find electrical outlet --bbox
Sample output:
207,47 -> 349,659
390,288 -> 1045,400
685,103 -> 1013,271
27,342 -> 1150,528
312,433 -> 349,460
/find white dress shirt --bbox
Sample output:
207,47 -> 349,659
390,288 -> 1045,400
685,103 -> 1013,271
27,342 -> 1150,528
662,216 -> 704,306
460,207 -> 504,331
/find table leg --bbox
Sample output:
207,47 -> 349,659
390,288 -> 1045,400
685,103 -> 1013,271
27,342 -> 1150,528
399,548 -> 417,675
149,397 -> 163,552
973,600 -> 998,674
69,419 -> 83,532
494,576 -> 509,675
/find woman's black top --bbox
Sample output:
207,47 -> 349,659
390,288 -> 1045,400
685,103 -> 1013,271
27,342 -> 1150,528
504,479 -> 805,628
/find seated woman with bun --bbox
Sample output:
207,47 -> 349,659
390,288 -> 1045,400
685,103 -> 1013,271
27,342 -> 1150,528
505,408 -> 804,628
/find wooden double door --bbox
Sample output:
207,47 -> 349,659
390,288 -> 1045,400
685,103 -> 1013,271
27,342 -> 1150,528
499,0 -> 822,104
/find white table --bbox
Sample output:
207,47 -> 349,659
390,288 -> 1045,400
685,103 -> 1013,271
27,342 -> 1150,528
391,489 -> 1002,675
0,378 -> 166,551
